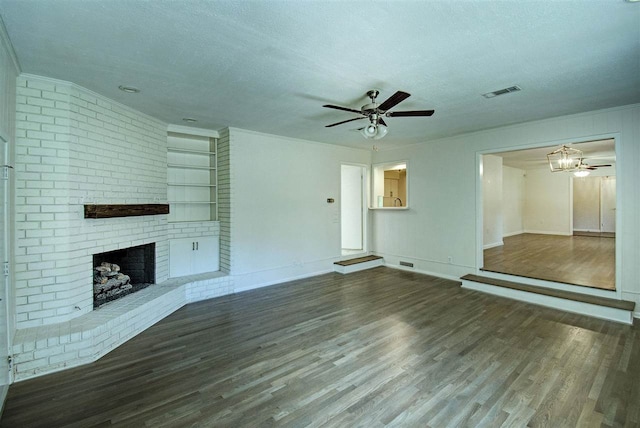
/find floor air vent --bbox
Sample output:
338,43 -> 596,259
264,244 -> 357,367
399,261 -> 414,267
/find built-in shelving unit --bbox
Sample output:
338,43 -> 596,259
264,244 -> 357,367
167,128 -> 218,222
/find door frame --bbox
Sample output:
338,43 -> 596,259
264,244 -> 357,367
340,163 -> 369,255
475,132 -> 621,299
1,133 -> 12,386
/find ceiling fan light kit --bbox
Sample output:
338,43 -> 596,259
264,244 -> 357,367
324,89 -> 434,140
361,122 -> 388,140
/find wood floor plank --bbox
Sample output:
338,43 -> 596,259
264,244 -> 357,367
483,233 -> 615,290
1,267 -> 638,427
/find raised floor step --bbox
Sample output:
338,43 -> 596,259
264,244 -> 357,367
461,274 -> 635,324
334,255 -> 383,274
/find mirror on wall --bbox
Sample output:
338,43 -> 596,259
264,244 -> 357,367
372,161 -> 408,208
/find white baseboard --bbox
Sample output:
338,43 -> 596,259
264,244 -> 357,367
483,241 -> 504,250
502,230 -> 524,238
523,229 -> 573,236
234,268 -> 333,293
384,263 -> 462,282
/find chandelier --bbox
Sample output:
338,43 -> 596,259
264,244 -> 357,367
546,145 -> 583,172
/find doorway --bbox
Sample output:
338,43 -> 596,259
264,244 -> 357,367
341,164 -> 366,256
480,138 -> 617,291
573,175 -> 616,236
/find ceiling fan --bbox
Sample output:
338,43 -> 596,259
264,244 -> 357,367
572,159 -> 613,177
323,90 -> 434,139
578,160 -> 612,170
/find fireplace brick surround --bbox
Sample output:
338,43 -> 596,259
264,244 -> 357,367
15,75 -> 170,328
12,75 -> 232,380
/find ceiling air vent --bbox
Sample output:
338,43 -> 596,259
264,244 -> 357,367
482,85 -> 521,99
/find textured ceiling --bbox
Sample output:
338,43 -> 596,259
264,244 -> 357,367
0,1 -> 638,150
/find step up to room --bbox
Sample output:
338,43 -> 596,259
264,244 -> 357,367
461,274 -> 635,325
334,255 -> 384,274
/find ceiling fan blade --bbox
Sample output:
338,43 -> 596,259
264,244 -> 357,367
387,110 -> 435,117
585,164 -> 612,168
322,104 -> 363,114
325,117 -> 366,128
378,118 -> 387,127
378,91 -> 411,111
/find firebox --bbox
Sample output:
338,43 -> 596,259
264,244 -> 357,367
92,243 -> 155,308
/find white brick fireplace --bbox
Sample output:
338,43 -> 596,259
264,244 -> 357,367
14,74 -> 170,327
11,75 -> 232,380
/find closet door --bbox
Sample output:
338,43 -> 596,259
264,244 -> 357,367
573,176 -> 600,232
601,177 -> 616,233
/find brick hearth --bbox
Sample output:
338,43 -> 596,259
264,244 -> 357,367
12,272 -> 232,380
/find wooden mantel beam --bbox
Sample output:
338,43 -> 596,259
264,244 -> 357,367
84,204 -> 170,219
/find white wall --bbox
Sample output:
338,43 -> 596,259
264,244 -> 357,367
502,165 -> 525,237
482,155 -> 503,248
371,142 -> 476,279
523,168 -> 572,235
227,128 -> 371,291
341,164 -> 363,250
371,104 -> 640,311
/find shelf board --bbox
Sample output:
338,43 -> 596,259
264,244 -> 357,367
168,147 -> 216,155
167,164 -> 216,170
168,183 -> 217,187
169,201 -> 217,205
84,204 -> 170,219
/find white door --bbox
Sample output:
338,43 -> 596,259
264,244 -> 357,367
0,136 -> 10,385
601,177 -> 616,233
341,165 -> 364,252
573,176 -> 600,232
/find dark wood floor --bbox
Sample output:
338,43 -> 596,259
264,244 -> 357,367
2,267 -> 638,427
483,233 -> 615,290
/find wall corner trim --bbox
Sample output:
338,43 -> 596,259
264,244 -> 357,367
0,15 -> 21,73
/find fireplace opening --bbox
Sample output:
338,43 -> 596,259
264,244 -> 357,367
93,243 -> 155,309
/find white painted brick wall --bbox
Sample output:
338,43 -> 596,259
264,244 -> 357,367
167,220 -> 220,240
217,128 -> 231,274
15,75 -> 169,328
